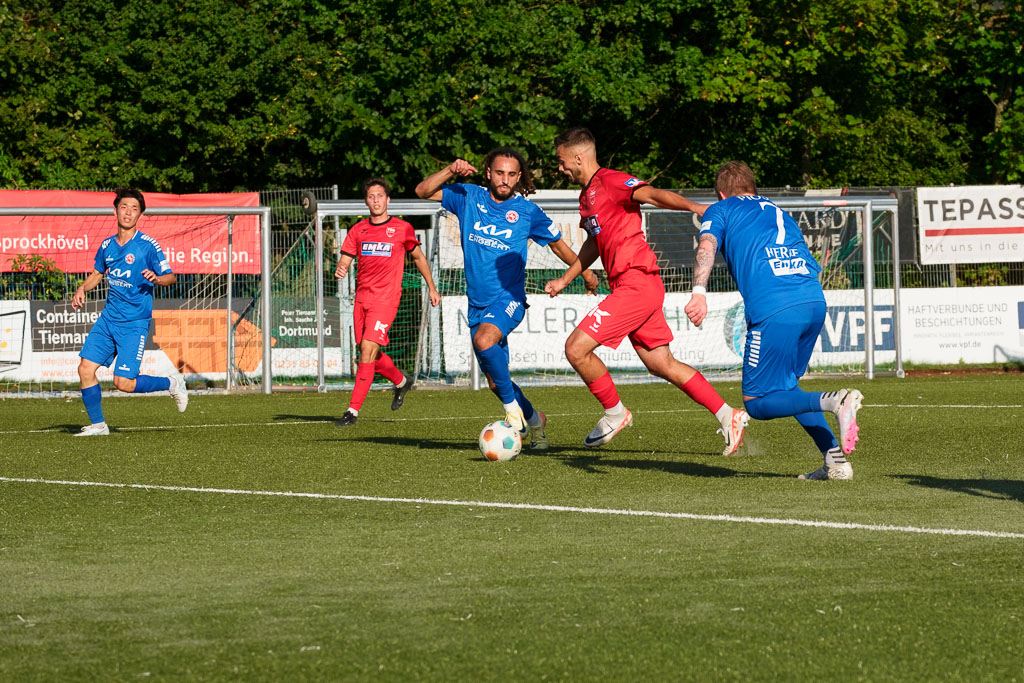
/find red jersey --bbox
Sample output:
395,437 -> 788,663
578,167 -> 659,283
341,217 -> 420,305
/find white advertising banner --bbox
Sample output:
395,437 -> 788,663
917,185 -> 1024,264
900,286 -> 1024,363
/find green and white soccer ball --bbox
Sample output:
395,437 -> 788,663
478,420 -> 522,462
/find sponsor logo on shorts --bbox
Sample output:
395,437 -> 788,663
505,210 -> 519,224
374,320 -> 390,335
587,306 -> 610,333
118,364 -> 131,371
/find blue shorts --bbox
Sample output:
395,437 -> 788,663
468,297 -> 527,340
742,301 -> 826,398
79,314 -> 151,380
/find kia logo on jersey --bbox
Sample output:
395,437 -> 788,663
505,210 -> 519,224
125,253 -> 135,264
386,227 -> 396,238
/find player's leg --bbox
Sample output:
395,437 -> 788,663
564,322 -> 632,449
75,316 -> 114,435
471,299 -> 528,433
106,319 -> 187,412
337,303 -> 391,426
373,350 -> 414,411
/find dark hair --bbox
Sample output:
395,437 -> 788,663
362,177 -> 391,198
483,147 -> 536,196
715,160 -> 758,197
554,127 -> 596,150
113,187 -> 145,213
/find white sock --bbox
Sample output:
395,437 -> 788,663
604,401 -> 625,417
395,377 -> 407,389
714,404 -> 733,428
824,446 -> 846,467
819,390 -> 844,413
503,400 -> 521,413
347,407 -> 359,416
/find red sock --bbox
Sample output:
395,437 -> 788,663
681,372 -> 726,415
374,352 -> 404,385
349,362 -> 376,412
586,372 -> 621,410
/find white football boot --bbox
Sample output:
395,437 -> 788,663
719,408 -> 749,456
74,422 -> 110,437
168,374 -> 189,413
835,389 -> 863,454
583,409 -> 633,448
798,462 -> 854,480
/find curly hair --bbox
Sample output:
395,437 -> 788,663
483,147 -> 536,196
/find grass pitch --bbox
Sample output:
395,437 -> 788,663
1,375 -> 1022,680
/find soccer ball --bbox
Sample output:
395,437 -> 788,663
478,421 -> 522,462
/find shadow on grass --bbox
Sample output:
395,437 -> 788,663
274,414 -> 342,423
553,452 -> 791,478
890,474 -> 1024,504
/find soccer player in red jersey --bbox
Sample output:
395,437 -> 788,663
544,128 -> 749,452
333,178 -> 441,426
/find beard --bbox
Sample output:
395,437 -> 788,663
489,181 -> 515,200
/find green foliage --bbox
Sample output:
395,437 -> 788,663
2,253 -> 68,300
0,0 -> 1021,192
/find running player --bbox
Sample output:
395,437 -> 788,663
334,178 -> 441,426
71,188 -> 188,436
545,128 -> 748,453
684,160 -> 862,480
415,147 -> 598,449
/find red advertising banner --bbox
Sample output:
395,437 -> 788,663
0,190 -> 261,274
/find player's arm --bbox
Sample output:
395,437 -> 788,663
547,238 -> 599,295
408,245 -> 441,306
334,253 -> 355,279
71,270 -> 105,309
142,270 -> 176,287
544,234 -> 599,298
684,233 -> 719,326
414,159 -> 479,201
632,185 -> 712,217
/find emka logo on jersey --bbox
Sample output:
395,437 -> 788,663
361,241 -> 393,257
505,210 -> 519,224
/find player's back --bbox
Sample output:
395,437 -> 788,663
702,195 -> 823,323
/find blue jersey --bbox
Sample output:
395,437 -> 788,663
441,183 -> 560,308
93,230 -> 173,322
701,195 -> 823,324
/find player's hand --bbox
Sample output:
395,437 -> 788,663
684,294 -> 708,326
428,289 -> 441,307
334,263 -> 348,279
142,269 -> 158,283
582,269 -> 599,295
544,278 -> 566,298
71,288 -> 85,309
448,159 -> 478,176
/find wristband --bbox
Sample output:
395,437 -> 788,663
691,285 -> 707,295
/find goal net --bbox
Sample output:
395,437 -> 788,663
0,191 -> 272,395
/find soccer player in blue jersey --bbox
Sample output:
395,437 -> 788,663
415,147 -> 598,449
684,161 -> 862,480
70,188 -> 188,436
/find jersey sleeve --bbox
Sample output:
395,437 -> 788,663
150,239 -> 173,275
699,202 -> 727,252
93,243 -> 106,273
440,183 -> 468,216
612,171 -> 647,209
402,222 -> 421,252
528,204 -> 560,247
341,222 -> 361,257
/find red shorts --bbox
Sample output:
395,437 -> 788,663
578,269 -> 672,350
353,301 -> 399,346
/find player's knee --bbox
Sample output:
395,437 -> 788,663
112,376 -> 133,392
744,397 -> 767,420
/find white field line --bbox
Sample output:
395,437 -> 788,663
2,476 -> 1022,540
0,403 -> 1018,435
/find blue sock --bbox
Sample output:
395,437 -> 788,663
81,384 -> 104,424
745,390 -> 823,420
513,383 -> 535,422
794,412 -> 839,453
133,375 -> 171,394
476,344 -> 515,403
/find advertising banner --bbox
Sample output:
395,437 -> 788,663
0,189 -> 261,274
917,185 -> 1024,264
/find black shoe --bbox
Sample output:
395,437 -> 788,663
334,410 -> 358,427
391,371 -> 415,411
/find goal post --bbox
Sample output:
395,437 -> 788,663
306,193 -> 903,390
0,204 -> 274,394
